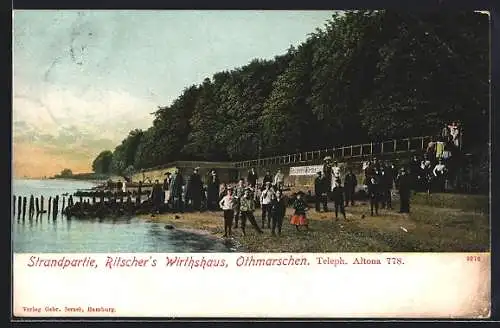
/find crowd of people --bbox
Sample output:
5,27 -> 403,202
317,157 -> 411,218
145,167 -> 302,238
131,122 -> 464,239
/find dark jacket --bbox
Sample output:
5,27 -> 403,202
314,176 -> 326,195
186,173 -> 203,199
344,173 -> 357,191
381,168 -> 394,190
367,175 -> 381,197
332,185 -> 344,202
292,198 -> 308,215
396,173 -> 412,196
151,183 -> 163,202
270,197 -> 287,218
247,172 -> 258,186
207,175 -> 220,202
170,173 -> 184,197
262,174 -> 273,185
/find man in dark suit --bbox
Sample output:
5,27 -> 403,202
314,171 -> 328,212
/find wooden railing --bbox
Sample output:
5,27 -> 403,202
135,136 -> 433,173
233,136 -> 434,168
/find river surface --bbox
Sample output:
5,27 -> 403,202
11,179 -> 233,253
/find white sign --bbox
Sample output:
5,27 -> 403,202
289,165 -> 323,176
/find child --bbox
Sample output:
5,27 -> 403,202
367,176 -> 380,216
233,179 -> 246,228
260,182 -> 275,229
239,188 -> 264,236
290,191 -> 309,231
219,187 -> 236,238
332,177 -> 346,220
270,190 -> 287,236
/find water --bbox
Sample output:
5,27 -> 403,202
11,179 -> 233,253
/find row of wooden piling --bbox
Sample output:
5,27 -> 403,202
13,191 -> 146,220
12,194 -> 75,220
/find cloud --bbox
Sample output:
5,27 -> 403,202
12,85 -> 156,177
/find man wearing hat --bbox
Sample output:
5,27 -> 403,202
396,167 -> 412,213
323,156 -> 333,190
314,171 -> 328,212
186,167 -> 203,212
206,169 -> 220,211
169,168 -> 184,213
247,168 -> 258,189
344,167 -> 357,207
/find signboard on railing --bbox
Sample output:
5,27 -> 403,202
289,165 -> 323,176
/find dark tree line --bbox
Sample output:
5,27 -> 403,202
92,10 -> 489,175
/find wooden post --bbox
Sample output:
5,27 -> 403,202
17,196 -> 22,218
22,196 -> 27,219
393,139 -> 397,152
381,142 -> 384,154
370,143 -> 373,155
79,195 -> 83,204
48,197 -> 52,216
69,195 -> 74,207
62,197 -> 66,213
407,138 -> 411,151
29,195 -> 35,217
13,195 -> 16,215
350,145 -> 353,157
41,195 -> 44,212
360,144 -> 364,156
421,137 -> 424,150
52,198 -> 57,219
92,195 -> 96,204
35,197 -> 40,214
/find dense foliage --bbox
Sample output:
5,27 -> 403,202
92,10 -> 489,174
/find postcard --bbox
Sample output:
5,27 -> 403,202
12,9 -> 491,319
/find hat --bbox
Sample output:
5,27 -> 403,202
265,181 -> 271,185
194,167 -> 200,170
324,156 -> 332,161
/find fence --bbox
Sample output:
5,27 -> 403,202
233,136 -> 434,169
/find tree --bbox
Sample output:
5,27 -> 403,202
96,10 -> 488,165
91,150 -> 113,174
60,168 -> 73,177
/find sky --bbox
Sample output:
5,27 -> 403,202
13,10 -> 337,178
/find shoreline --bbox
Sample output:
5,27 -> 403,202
136,192 -> 489,252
